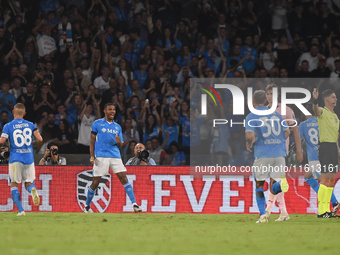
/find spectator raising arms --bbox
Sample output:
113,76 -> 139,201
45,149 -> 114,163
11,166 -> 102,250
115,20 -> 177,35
77,98 -> 101,154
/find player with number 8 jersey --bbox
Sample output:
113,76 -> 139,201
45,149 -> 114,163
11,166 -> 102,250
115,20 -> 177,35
298,107 -> 340,215
0,103 -> 43,216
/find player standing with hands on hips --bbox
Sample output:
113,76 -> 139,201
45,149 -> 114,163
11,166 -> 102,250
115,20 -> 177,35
84,103 -> 142,213
0,103 -> 43,216
313,88 -> 340,218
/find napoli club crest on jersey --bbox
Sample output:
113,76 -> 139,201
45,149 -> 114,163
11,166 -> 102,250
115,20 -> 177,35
77,170 -> 111,213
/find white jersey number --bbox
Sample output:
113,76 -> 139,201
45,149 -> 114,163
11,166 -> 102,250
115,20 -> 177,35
260,116 -> 281,138
308,128 -> 318,145
13,128 -> 32,147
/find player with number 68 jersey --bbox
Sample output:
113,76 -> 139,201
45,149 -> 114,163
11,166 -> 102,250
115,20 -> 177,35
4,118 -> 37,164
0,103 -> 43,216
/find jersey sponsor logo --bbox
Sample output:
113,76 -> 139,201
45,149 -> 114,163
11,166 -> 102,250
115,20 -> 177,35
77,170 -> 111,213
103,128 -> 119,135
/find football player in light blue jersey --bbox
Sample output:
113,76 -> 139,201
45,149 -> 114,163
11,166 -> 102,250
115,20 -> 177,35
84,103 -> 142,213
299,104 -> 340,215
0,103 -> 43,216
245,90 -> 290,223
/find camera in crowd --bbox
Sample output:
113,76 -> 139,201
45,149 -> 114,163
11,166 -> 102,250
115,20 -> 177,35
0,146 -> 9,164
50,148 -> 59,156
138,149 -> 149,162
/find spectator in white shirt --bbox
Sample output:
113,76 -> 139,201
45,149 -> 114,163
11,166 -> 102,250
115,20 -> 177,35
93,65 -> 110,96
36,24 -> 57,58
298,44 -> 325,72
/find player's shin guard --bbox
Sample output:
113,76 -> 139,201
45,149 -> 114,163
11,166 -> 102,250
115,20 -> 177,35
11,187 -> 24,212
255,188 -> 266,216
86,187 -> 96,206
266,192 -> 277,214
123,182 -> 136,204
26,184 -> 36,193
305,177 -> 319,194
276,192 -> 287,215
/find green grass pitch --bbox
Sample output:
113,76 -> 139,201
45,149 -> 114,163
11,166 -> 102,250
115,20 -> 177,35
1,213 -> 339,255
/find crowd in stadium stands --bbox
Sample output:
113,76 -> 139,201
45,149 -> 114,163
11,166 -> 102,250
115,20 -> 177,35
1,0 -> 340,165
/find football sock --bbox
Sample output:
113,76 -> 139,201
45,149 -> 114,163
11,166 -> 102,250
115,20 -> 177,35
26,184 -> 36,193
271,181 -> 282,194
123,182 -> 136,204
86,187 -> 96,206
318,184 -> 327,215
277,193 -> 287,214
255,188 -> 266,216
330,191 -> 338,207
305,178 -> 338,206
305,177 -> 319,193
266,192 -> 277,214
324,187 -> 333,213
11,187 -> 24,212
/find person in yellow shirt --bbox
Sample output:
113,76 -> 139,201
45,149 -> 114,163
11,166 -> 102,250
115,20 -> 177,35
313,88 -> 340,218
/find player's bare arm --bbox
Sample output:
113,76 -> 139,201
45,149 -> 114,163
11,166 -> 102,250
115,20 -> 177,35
33,130 -> 43,143
284,128 -> 290,140
115,135 -> 122,148
313,88 -> 322,116
0,137 -> 7,147
89,133 -> 96,165
291,126 -> 303,163
245,131 -> 255,152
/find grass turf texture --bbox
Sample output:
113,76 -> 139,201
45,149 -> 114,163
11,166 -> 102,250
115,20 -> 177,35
0,213 -> 339,255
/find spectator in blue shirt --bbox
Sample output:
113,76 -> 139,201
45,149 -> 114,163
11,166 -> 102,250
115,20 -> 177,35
169,141 -> 186,166
39,0 -> 61,18
130,27 -> 147,57
176,45 -> 192,68
159,28 -> 182,54
162,115 -> 179,150
214,27 -> 230,57
240,35 -> 258,74
0,81 -> 16,121
133,59 -> 149,89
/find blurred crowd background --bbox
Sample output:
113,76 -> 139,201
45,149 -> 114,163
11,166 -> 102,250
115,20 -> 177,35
1,0 -> 340,165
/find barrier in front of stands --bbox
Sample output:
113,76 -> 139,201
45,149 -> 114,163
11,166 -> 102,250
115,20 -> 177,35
1,166 -> 339,214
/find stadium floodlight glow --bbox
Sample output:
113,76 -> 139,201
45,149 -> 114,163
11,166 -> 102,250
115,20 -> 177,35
201,84 -> 312,116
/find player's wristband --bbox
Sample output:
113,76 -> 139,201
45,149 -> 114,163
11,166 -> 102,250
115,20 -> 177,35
313,99 -> 318,105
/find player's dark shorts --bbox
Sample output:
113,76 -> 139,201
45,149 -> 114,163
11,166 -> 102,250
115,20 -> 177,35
319,142 -> 339,173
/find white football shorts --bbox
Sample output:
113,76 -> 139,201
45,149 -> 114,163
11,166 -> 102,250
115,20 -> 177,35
9,162 -> 36,183
93,157 -> 126,176
252,157 -> 286,182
